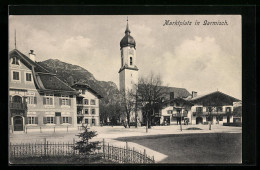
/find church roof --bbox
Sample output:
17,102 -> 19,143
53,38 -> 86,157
120,20 -> 136,48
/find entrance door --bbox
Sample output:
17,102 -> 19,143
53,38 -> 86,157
227,116 -> 230,123
13,116 -> 23,131
196,117 -> 203,124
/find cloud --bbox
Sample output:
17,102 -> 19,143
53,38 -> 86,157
159,36 -> 241,99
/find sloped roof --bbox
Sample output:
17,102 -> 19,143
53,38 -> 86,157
160,86 -> 191,99
9,49 -> 77,94
71,82 -> 103,99
188,91 -> 240,106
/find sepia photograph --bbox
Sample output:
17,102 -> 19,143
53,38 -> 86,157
8,14 -> 242,164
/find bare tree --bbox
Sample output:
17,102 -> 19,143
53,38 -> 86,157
136,73 -> 166,132
119,89 -> 136,128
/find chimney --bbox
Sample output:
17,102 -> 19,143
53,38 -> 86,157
192,91 -> 197,98
170,92 -> 174,100
29,50 -> 35,62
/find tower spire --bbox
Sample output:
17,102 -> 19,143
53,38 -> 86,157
15,29 -> 16,49
125,16 -> 131,34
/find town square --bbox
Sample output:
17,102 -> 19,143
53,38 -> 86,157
9,15 -> 242,164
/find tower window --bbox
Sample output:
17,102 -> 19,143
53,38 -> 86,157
130,57 -> 133,65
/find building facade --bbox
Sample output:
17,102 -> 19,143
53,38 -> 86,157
9,49 -> 78,132
71,83 -> 102,126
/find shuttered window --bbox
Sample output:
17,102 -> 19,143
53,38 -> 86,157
62,117 -> 69,123
84,99 -> 89,105
90,99 -> 95,105
46,117 -> 54,124
43,94 -> 54,105
27,96 -> 37,104
60,95 -> 71,106
91,109 -> 95,115
27,117 -> 38,124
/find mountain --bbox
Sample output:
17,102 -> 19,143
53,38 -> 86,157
37,59 -> 119,104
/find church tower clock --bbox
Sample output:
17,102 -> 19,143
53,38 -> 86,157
119,19 -> 139,92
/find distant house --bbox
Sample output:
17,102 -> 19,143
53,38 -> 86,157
71,82 -> 103,126
9,49 -> 78,132
187,91 -> 241,125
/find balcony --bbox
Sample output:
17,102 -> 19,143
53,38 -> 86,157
193,111 -> 233,116
10,102 -> 27,110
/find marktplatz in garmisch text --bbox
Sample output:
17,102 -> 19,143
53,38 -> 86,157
163,20 -> 228,26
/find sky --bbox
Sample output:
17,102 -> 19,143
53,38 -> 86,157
9,15 -> 242,99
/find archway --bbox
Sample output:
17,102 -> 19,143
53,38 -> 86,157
196,117 -> 203,124
12,95 -> 22,103
13,116 -> 23,131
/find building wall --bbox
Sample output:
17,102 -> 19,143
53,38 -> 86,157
76,89 -> 100,126
9,56 -> 77,131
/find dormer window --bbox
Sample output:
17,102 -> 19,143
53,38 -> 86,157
130,57 -> 133,65
11,57 -> 19,65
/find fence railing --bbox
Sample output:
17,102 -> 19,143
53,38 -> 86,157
9,139 -> 155,164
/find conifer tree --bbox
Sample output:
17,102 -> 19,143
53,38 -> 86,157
73,125 -> 100,155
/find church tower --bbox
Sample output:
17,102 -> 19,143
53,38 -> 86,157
119,18 -> 139,92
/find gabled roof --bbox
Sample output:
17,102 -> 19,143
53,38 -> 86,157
9,49 -> 77,94
71,82 -> 103,99
188,91 -> 240,106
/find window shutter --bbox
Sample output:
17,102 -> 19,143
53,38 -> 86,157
54,117 -> 57,124
60,117 -> 63,124
59,98 -> 62,105
43,98 -> 46,105
25,117 -> 28,124
50,98 -> 53,105
68,99 -> 71,106
34,97 -> 37,104
69,117 -> 72,124
43,117 -> 47,124
35,117 -> 38,124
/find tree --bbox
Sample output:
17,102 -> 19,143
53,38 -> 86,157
136,73 -> 167,132
119,89 -> 136,128
73,125 -> 100,156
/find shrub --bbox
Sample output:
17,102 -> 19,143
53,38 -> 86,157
73,125 -> 100,156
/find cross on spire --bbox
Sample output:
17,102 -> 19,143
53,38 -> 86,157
125,16 -> 131,34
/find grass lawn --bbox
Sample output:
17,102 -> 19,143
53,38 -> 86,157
116,133 -> 242,164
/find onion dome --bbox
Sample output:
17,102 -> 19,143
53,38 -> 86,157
120,19 -> 136,48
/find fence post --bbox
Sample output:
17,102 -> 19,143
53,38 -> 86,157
144,149 -> 146,163
40,126 -> 42,133
73,138 -> 75,155
46,140 -> 49,157
103,139 -> 105,159
54,127 -> 55,133
26,127 -> 27,134
108,143 -> 110,159
67,126 -> 68,132
152,156 -> 155,163
44,138 -> 46,156
126,142 -> 128,163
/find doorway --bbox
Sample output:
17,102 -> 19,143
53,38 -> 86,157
196,117 -> 203,124
13,116 -> 23,131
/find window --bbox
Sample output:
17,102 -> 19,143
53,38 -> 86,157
60,95 -> 70,106
130,57 -> 133,65
13,71 -> 19,80
90,99 -> 96,105
196,107 -> 203,113
216,107 -> 223,112
82,90 -> 85,94
85,119 -> 89,124
12,57 -> 19,65
26,73 -> 32,81
226,107 -> 231,113
92,119 -> 95,125
167,110 -> 173,114
85,109 -> 89,114
27,117 -> 38,124
91,109 -> 95,115
206,107 -> 213,112
43,94 -> 54,105
47,117 -> 54,124
63,117 -> 69,123
84,99 -> 89,105
27,96 -> 37,104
